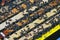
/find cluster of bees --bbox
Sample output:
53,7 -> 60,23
7,5 -> 60,40
0,0 -> 60,40
7,9 -> 60,40
0,0 -> 50,23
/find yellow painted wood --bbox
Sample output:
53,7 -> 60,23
36,24 -> 60,40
